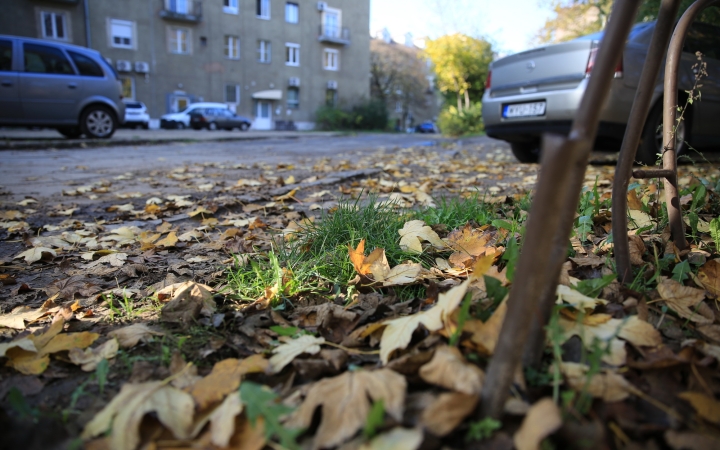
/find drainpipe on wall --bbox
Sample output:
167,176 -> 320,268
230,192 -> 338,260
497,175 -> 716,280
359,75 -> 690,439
83,0 -> 91,48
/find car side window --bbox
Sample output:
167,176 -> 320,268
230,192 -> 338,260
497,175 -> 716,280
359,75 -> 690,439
67,51 -> 104,77
23,43 -> 74,75
0,39 -> 12,71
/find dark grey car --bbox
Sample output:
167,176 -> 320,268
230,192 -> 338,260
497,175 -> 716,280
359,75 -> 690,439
482,21 -> 720,164
0,35 -> 124,138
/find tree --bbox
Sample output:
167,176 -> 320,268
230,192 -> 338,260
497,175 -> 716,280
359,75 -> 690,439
423,34 -> 493,112
535,0 -> 613,44
637,0 -> 720,25
370,38 -> 430,129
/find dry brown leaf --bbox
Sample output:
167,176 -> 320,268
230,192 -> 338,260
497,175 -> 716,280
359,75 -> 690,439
697,259 -> 720,297
348,239 -> 373,276
446,225 -> 491,268
358,427 -> 423,450
627,190 -> 644,210
419,345 -> 484,394
697,324 -> 720,344
286,368 -> 406,450
380,263 -> 423,287
398,220 -> 446,253
0,338 -> 37,357
14,247 -> 56,264
191,355 -> 268,410
628,235 -> 646,266
657,278 -> 714,325
560,363 -> 634,402
159,281 -> 216,325
0,305 -> 55,330
665,429 -> 720,450
628,209 -> 653,229
556,285 -> 607,310
678,392 -> 720,425
420,392 -> 478,437
379,279 -> 469,364
513,398 -> 562,450
68,338 -> 119,371
268,335 -> 325,374
108,323 -> 165,348
81,381 -> 195,450
156,231 -> 179,248
208,390 -> 244,447
465,298 -> 507,356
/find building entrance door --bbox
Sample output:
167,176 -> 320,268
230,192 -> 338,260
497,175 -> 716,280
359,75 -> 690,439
254,101 -> 272,130
172,95 -> 189,113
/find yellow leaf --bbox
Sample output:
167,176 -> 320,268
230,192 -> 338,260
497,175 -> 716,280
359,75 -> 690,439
40,332 -> 99,356
419,345 -> 484,394
188,206 -> 214,217
697,259 -> 720,298
191,355 -> 268,410
556,285 -> 608,309
678,392 -> 720,425
465,298 -> 507,356
469,253 -> 495,281
156,231 -> 178,248
268,335 -> 325,374
514,398 -> 563,450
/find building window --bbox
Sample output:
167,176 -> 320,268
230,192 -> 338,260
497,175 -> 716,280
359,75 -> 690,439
323,48 -> 338,71
166,0 -> 188,14
257,0 -> 270,19
120,77 -> 135,99
287,87 -> 299,109
321,7 -> 341,38
285,2 -> 298,23
41,11 -> 67,40
223,0 -> 238,14
257,40 -> 271,63
109,19 -> 134,49
226,84 -> 240,104
325,89 -> 337,107
169,28 -> 190,54
224,36 -> 240,59
285,43 -> 299,66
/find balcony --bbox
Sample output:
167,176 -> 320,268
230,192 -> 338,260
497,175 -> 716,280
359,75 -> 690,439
159,0 -> 202,23
318,25 -> 350,46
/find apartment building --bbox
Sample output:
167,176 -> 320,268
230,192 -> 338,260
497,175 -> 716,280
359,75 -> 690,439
1,0 -> 371,129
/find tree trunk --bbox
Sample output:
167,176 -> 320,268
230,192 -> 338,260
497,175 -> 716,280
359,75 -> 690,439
464,90 -> 470,109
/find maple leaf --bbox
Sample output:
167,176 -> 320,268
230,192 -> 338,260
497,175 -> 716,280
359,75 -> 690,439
286,369 -> 406,449
69,338 -> 119,371
513,398 -> 563,450
657,278 -> 714,325
419,345 -> 484,394
379,279 -> 469,364
107,323 -> 165,348
43,276 -> 101,300
398,220 -> 446,253
445,225 -> 493,268
268,335 -> 325,374
82,381 -> 195,450
14,247 -> 56,264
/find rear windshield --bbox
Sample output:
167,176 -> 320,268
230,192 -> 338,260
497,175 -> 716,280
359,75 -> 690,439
98,56 -> 119,79
68,51 -> 104,77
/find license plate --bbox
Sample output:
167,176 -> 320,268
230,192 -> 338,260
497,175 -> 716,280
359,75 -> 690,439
502,101 -> 546,118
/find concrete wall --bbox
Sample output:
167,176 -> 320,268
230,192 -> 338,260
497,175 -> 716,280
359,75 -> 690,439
1,0 -> 371,126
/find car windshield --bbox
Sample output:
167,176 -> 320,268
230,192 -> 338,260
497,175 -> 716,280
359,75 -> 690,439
574,21 -> 653,42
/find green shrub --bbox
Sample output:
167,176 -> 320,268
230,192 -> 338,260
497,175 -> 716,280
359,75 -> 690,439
315,106 -> 352,130
437,103 -> 484,137
314,100 -> 388,131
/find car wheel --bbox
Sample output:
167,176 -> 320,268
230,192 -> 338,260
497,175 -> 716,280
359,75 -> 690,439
208,122 -> 218,131
81,105 -> 117,139
175,121 -> 186,130
636,100 -> 689,166
57,127 -> 82,139
142,123 -> 149,130
240,123 -> 249,131
510,141 -> 540,163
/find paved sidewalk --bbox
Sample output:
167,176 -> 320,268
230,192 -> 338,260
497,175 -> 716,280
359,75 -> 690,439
0,128 -> 346,150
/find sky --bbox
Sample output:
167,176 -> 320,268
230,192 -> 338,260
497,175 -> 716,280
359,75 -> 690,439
369,0 -> 555,56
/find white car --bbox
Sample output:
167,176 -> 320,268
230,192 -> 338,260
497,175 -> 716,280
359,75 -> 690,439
160,102 -> 229,129
123,101 -> 149,129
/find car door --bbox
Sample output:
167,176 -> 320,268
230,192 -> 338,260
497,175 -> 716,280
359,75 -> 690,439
19,41 -> 80,124
0,38 -> 21,123
218,109 -> 234,128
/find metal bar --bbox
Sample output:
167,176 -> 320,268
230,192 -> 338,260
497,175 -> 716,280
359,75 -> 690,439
480,0 -> 643,418
633,168 -> 677,179
662,0 -> 717,251
611,0 -> 682,284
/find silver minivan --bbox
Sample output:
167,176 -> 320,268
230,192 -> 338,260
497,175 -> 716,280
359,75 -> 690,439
0,35 -> 124,138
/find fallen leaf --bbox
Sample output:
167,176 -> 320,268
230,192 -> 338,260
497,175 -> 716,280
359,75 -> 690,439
268,335 -> 325,374
108,323 -> 165,348
465,299 -> 507,355
286,368 -> 406,450
657,278 -> 714,325
69,338 -> 119,371
159,281 -> 216,325
0,305 -> 54,330
379,279 -> 469,364
628,209 -> 653,229
446,225 -> 491,267
697,259 -> 720,297
380,263 -> 423,287
81,381 -> 195,450
359,427 -> 423,450
208,390 -> 245,447
420,392 -> 478,437
628,235 -> 646,265
556,285 -> 607,309
678,392 -> 720,425
560,363 -> 634,402
513,398 -> 563,450
665,429 -> 720,450
156,231 -> 179,248
398,220 -> 446,253
419,345 -> 484,394
191,355 -> 268,410
0,338 -> 37,357
14,247 -> 56,263
44,276 -> 101,300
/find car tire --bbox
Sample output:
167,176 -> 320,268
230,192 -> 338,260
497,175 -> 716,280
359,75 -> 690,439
208,122 -> 218,131
510,141 -> 541,163
240,123 -> 249,131
636,99 -> 690,166
80,105 -> 117,139
142,123 -> 149,130
57,127 -> 82,139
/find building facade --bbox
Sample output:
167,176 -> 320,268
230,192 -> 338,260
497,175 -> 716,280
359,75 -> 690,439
1,0 -> 371,129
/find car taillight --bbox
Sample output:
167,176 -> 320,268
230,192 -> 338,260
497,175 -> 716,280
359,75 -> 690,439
485,70 -> 492,90
585,46 -> 623,78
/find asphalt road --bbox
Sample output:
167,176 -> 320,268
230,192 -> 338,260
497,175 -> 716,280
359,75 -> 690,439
0,133 -> 510,200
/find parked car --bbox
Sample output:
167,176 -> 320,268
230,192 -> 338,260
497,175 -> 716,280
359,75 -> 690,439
189,108 -> 252,131
482,21 -> 720,164
160,102 -> 229,129
123,100 -> 149,129
0,34 -> 124,138
415,121 -> 437,133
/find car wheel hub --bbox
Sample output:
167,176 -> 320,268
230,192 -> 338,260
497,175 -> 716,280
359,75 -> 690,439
87,110 -> 113,137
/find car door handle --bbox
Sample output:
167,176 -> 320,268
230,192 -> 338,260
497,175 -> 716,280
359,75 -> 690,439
68,83 -> 77,89
0,80 -> 12,87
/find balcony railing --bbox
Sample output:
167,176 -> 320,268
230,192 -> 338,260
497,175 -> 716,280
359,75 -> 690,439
159,0 -> 202,23
318,25 -> 350,45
